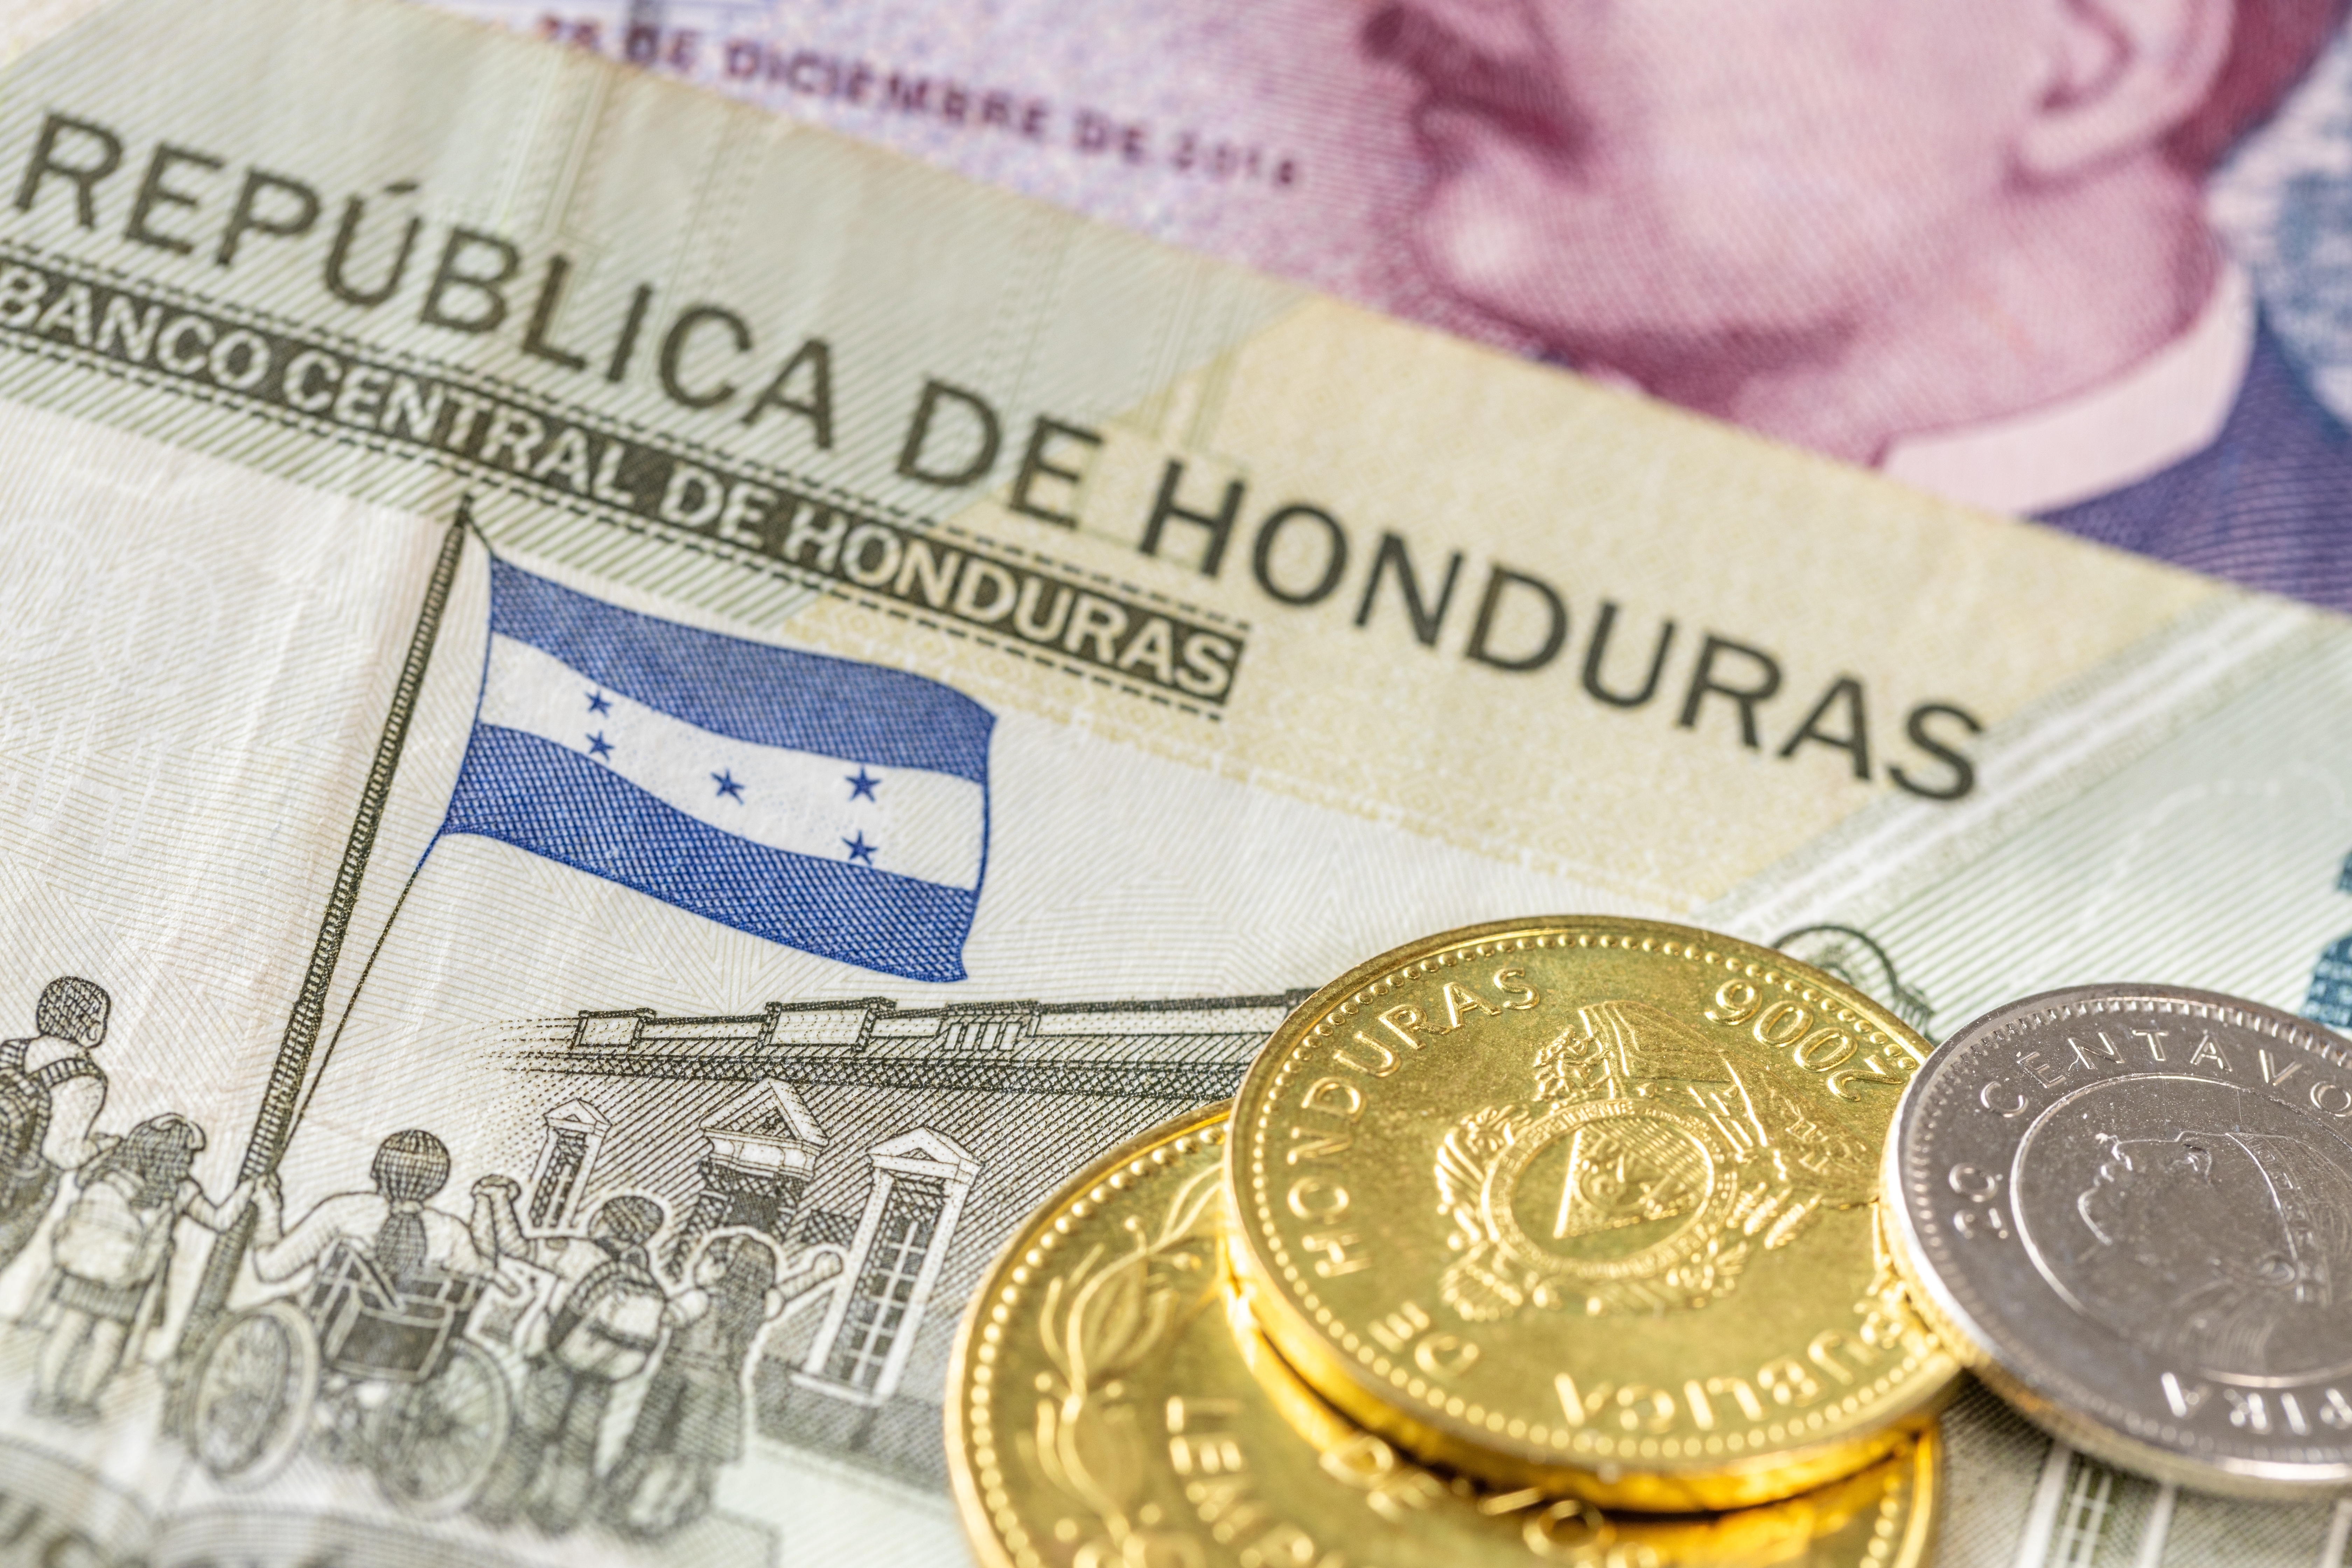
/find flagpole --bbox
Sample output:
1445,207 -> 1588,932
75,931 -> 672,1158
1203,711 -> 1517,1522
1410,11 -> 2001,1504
174,500 -> 472,1365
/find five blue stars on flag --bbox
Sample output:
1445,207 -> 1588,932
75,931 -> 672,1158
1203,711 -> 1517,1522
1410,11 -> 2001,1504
443,558 -> 991,983
577,690 -> 892,866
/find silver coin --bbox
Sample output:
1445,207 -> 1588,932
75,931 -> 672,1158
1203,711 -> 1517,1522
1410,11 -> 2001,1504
1886,984 -> 2352,1497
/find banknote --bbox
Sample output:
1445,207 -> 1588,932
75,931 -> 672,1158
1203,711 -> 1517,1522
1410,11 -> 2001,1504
426,0 -> 2352,620
0,3 -> 2348,1568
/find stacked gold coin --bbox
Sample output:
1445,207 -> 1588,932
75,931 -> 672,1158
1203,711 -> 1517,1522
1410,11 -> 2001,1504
948,917 -> 1959,1567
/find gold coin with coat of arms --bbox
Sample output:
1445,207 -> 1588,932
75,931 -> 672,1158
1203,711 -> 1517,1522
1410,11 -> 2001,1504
1227,917 -> 1960,1510
946,1101 -> 1945,1568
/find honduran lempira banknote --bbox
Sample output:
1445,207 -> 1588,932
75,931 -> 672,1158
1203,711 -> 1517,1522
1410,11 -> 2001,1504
435,0 -> 2352,620
0,2 -> 2348,1567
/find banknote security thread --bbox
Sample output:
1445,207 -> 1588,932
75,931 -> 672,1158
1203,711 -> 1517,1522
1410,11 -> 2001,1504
1885,983 -> 2352,1499
944,1100 -> 1946,1568
1225,917 -> 1959,1512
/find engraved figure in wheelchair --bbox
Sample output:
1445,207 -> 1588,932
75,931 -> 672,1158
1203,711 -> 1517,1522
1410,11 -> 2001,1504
469,1180 -> 672,1535
188,1129 -> 518,1515
249,1129 -> 492,1290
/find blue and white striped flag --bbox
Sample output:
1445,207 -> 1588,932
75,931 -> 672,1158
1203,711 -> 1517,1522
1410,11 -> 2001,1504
441,560 -> 993,982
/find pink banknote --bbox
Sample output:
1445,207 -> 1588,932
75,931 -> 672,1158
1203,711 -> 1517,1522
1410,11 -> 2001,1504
439,0 -> 2352,609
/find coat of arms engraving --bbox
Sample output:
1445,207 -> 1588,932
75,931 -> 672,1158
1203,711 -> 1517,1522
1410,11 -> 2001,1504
1435,1000 -> 1875,1320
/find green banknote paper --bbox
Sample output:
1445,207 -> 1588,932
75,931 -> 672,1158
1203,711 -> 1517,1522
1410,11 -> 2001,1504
0,3 -> 2346,1565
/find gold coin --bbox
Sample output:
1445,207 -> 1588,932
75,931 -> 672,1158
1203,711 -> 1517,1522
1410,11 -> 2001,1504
947,1101 -> 1945,1568
1236,1298 -> 1945,1568
1226,917 -> 1960,1510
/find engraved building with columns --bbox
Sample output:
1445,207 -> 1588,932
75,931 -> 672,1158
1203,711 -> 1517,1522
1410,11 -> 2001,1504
492,990 -> 1301,1488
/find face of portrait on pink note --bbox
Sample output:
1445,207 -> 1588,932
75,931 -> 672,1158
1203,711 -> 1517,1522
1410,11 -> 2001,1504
1363,0 -> 2341,467
1371,1 -> 2024,358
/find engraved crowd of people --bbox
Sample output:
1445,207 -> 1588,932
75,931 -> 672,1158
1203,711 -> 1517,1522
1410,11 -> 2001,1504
0,974 -> 812,1539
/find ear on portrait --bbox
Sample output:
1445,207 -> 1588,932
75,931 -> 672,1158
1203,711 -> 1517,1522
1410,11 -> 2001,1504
2019,0 -> 2237,178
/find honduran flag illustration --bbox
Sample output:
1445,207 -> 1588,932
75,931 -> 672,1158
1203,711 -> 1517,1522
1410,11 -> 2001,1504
440,559 -> 993,982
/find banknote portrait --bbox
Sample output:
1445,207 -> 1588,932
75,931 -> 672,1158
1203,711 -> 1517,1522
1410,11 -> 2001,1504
1366,0 -> 2352,608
